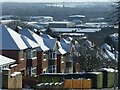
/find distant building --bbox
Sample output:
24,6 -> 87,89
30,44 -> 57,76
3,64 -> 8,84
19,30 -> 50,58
30,16 -> 53,22
48,21 -> 74,28
68,15 -> 85,24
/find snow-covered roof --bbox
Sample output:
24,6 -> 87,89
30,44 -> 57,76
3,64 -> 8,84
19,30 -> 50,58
48,21 -> 72,24
19,28 -> 49,51
60,38 -> 71,43
100,43 -> 111,51
0,55 -> 15,66
11,72 -> 21,77
57,48 -> 67,55
81,40 -> 95,48
43,38 -> 57,51
69,15 -> 85,18
109,33 -> 118,42
51,28 -> 101,33
41,34 -> 54,39
0,25 -> 28,50
21,35 -> 39,49
99,68 -> 115,72
99,48 -> 116,61
61,43 -> 72,53
57,41 -> 67,55
65,37 -> 73,42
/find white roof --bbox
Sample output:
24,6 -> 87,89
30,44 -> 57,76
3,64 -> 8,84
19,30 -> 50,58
11,72 -> 21,77
57,41 -> 67,55
19,28 -> 49,51
0,25 -> 28,50
66,37 -> 73,42
48,21 -> 72,24
100,43 -> 111,51
99,68 -> 115,72
0,55 -> 15,66
21,35 -> 39,49
69,15 -> 85,18
51,28 -> 101,33
57,48 -> 67,55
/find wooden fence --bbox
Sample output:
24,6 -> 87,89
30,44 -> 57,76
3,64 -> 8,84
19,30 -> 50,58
64,79 -> 91,89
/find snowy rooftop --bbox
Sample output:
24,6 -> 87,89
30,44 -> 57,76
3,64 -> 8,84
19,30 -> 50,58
48,21 -> 72,24
41,34 -> 54,39
0,25 -> 28,50
21,35 -> 39,49
19,28 -> 49,51
43,38 -> 57,51
99,68 -> 115,72
51,28 -> 101,33
0,55 -> 15,66
69,15 -> 85,18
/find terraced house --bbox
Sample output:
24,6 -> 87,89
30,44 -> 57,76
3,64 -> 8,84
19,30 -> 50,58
19,28 -> 49,75
0,25 -> 28,76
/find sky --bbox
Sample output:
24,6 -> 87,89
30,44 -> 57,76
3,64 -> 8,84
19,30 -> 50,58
2,0 -> 116,3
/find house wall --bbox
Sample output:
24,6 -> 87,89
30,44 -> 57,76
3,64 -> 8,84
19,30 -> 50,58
1,50 -> 27,76
57,55 -> 66,73
64,54 -> 73,73
37,51 -> 48,75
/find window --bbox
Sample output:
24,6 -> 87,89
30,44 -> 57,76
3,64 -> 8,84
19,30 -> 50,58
27,50 -> 31,59
48,65 -> 56,73
43,53 -> 47,61
32,50 -> 36,59
31,67 -> 36,75
28,67 -> 36,76
27,49 -> 37,59
50,51 -> 57,59
20,50 -> 24,60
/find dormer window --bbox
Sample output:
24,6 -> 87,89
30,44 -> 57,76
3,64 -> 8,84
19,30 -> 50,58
20,50 -> 24,60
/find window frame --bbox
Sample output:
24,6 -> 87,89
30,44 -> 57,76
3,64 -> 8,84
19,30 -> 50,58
20,50 -> 24,60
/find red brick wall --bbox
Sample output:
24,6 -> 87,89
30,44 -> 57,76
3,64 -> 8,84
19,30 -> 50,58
37,51 -> 49,75
57,55 -> 61,73
37,51 -> 42,75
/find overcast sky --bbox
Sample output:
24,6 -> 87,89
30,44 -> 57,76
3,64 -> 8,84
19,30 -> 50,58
2,0 -> 115,2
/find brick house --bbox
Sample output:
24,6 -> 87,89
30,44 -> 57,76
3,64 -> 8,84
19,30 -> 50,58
57,41 -> 67,73
60,38 -> 74,73
0,55 -> 22,89
19,28 -> 49,75
20,35 -> 39,76
43,37 -> 57,73
0,25 -> 28,76
0,55 -> 15,72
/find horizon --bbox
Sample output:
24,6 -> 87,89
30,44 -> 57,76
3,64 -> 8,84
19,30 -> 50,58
2,0 -> 116,3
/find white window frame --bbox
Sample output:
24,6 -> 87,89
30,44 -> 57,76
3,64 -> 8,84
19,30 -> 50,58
50,51 -> 57,60
31,49 -> 37,59
48,65 -> 56,73
28,67 -> 36,76
20,50 -> 24,60
31,67 -> 36,76
27,49 -> 37,60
